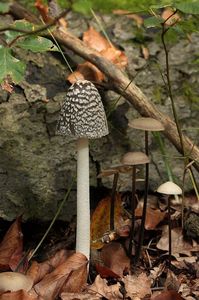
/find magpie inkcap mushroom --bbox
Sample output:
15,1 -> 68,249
57,80 -> 109,261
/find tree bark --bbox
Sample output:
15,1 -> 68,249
10,2 -> 199,172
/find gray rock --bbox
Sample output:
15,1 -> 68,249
0,14 -> 198,221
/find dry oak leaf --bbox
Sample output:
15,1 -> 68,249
100,47 -> 128,68
100,242 -> 130,277
123,273 -> 151,299
35,0 -> 50,23
83,27 -> 128,68
89,274 -> 123,299
27,249 -> 74,284
83,26 -> 110,52
151,290 -> 184,300
157,227 -> 199,254
113,10 -> 144,27
60,261 -> 87,293
0,290 -> 37,300
161,8 -> 181,26
91,193 -> 124,249
67,62 -> 104,84
68,27 -> 128,83
0,218 -> 23,271
1,80 -> 14,93
141,45 -> 150,60
32,252 -> 87,300
135,205 -> 166,230
61,291 -> 101,299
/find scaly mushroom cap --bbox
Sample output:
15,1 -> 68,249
0,272 -> 33,292
129,117 -> 164,131
57,80 -> 109,139
157,181 -> 182,195
121,151 -> 150,165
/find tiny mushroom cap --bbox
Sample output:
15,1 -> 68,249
121,151 -> 150,166
97,165 -> 133,178
129,117 -> 164,131
157,181 -> 182,195
0,272 -> 33,292
57,80 -> 109,138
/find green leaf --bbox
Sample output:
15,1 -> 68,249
0,2 -> 10,13
0,47 -> 26,83
5,20 -> 35,43
175,1 -> 199,14
149,2 -> 173,9
72,0 -> 92,14
17,36 -> 58,52
144,16 -> 163,28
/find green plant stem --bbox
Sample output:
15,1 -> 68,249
7,8 -> 69,47
28,177 -> 75,261
153,132 -> 173,181
161,23 -> 185,157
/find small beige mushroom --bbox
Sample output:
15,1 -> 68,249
157,181 -> 182,267
157,181 -> 182,195
128,117 -> 164,132
121,151 -> 150,165
121,152 -> 150,258
0,272 -> 33,293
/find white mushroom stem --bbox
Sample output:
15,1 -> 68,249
76,137 -> 90,260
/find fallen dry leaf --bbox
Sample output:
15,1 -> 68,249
100,47 -> 128,68
67,27 -> 128,83
156,227 -> 199,254
0,290 -> 37,300
60,262 -> 87,293
161,8 -> 181,26
95,263 -> 120,279
27,249 -> 74,284
150,263 -> 165,285
1,80 -> 14,93
141,45 -> 150,60
67,61 -> 104,84
33,252 -> 87,299
113,10 -> 143,27
89,275 -> 123,299
83,26 -> 110,52
123,273 -> 151,299
151,290 -> 184,300
35,0 -> 50,23
164,269 -> 180,291
0,218 -> 23,271
135,205 -> 166,230
61,291 -> 101,299
91,194 -> 124,249
100,242 -> 130,277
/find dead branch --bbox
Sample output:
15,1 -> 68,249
10,2 -> 199,172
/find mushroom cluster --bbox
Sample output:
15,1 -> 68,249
57,80 -> 109,260
129,117 -> 165,264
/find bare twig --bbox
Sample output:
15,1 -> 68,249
9,2 -> 199,172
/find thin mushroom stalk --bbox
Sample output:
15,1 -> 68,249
157,181 -> 182,268
76,137 -> 90,257
121,151 -> 150,268
129,118 -> 164,264
110,171 -> 119,231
